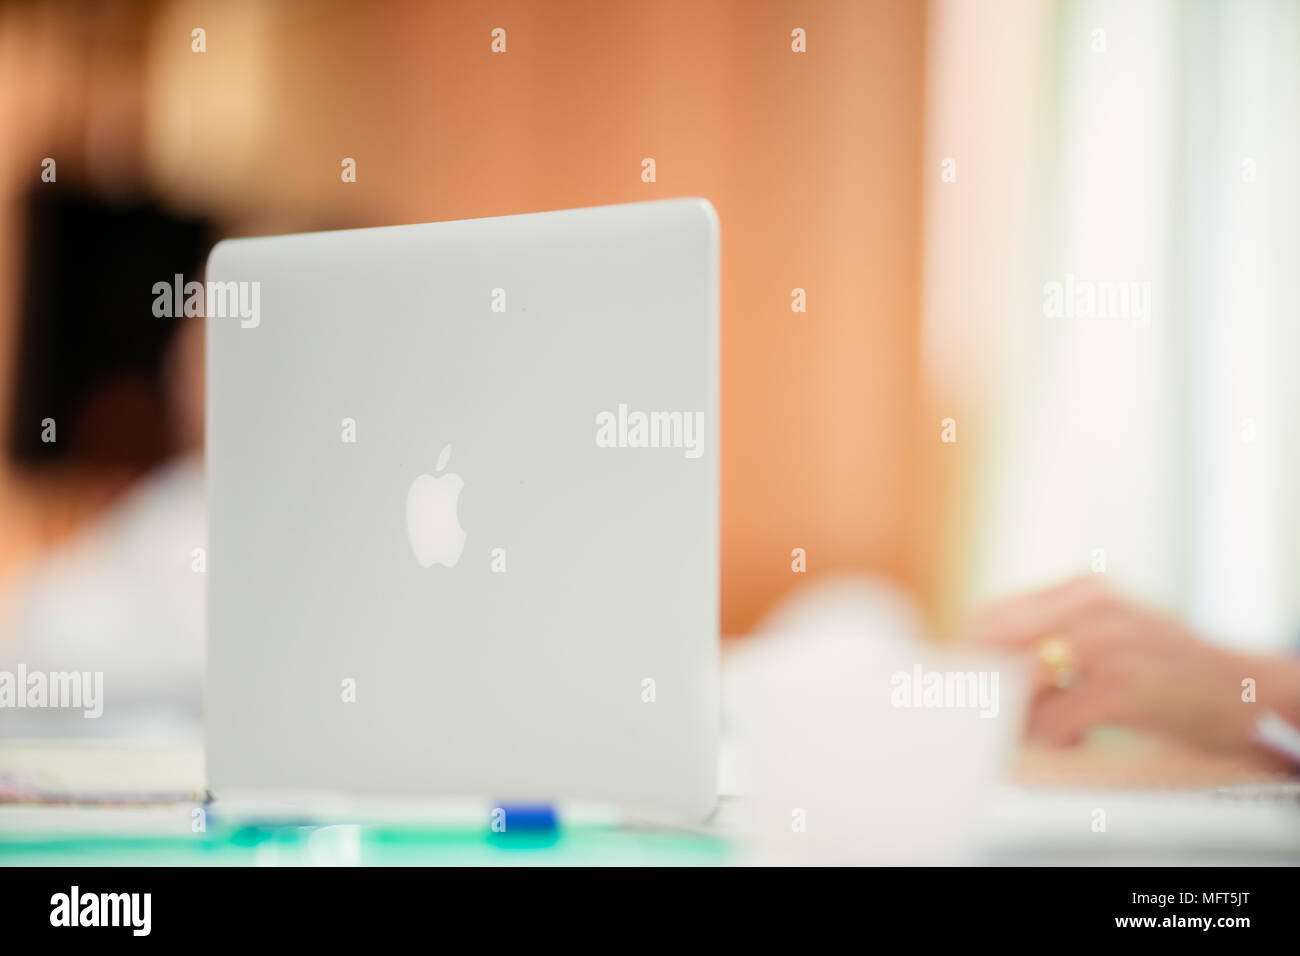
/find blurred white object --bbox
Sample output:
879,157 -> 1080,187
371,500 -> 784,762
0,455 -> 205,742
1253,710 -> 1300,767
725,573 -> 1026,864
750,573 -> 926,646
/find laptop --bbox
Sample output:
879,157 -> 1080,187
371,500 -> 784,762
204,198 -> 719,821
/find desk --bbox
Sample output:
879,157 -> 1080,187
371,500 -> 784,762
4,741 -> 1298,866
0,741 -> 730,866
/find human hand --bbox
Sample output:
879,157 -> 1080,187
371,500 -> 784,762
963,576 -> 1300,766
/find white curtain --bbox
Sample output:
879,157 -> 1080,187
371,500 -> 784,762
924,0 -> 1300,651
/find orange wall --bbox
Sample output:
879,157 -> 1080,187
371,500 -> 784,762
1,0 -> 927,634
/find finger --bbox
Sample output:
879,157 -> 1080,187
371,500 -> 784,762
1028,679 -> 1129,746
1018,609 -> 1134,699
963,575 -> 1117,648
965,575 -> 1102,642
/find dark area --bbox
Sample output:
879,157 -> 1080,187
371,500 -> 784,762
8,188 -> 211,470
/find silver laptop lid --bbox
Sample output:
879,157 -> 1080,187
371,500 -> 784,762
205,199 -> 719,820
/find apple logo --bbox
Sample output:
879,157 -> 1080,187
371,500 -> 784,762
405,443 -> 466,568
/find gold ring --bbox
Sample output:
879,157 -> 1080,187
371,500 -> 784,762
1037,634 -> 1079,689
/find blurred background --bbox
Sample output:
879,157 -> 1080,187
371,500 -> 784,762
0,0 -> 1296,742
